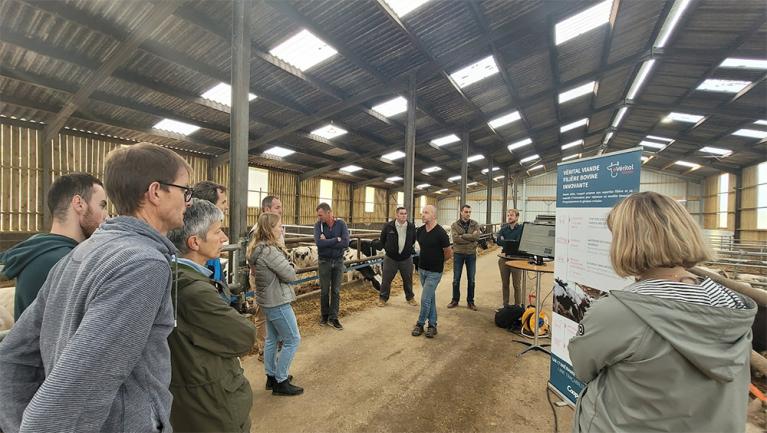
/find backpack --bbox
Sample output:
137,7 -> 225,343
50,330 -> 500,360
494,304 -> 526,330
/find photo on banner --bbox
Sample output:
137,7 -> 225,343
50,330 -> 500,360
548,148 -> 642,405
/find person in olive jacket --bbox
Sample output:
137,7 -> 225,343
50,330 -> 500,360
167,199 -> 257,432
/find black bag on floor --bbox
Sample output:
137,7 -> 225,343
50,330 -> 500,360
495,304 -> 525,330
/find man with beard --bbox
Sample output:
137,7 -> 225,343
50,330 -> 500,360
0,173 -> 108,320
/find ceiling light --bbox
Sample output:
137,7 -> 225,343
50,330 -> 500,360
481,166 -> 500,174
339,165 -> 362,173
385,176 -> 403,183
562,153 -> 581,161
611,107 -> 628,128
311,124 -> 347,139
201,83 -> 257,106
467,154 -> 485,163
422,166 -> 442,174
561,139 -> 584,150
416,183 -> 431,189
488,111 -> 521,129
508,138 -> 532,152
664,112 -> 704,123
559,81 -> 596,104
384,0 -> 431,18
372,96 -> 407,117
674,161 -> 700,169
263,146 -> 295,158
626,59 -> 656,100
560,118 -> 589,133
732,129 -> 767,139
448,175 -> 462,182
381,150 -> 406,161
719,58 -> 767,70
520,154 -> 540,164
467,181 -> 478,186
639,140 -> 666,149
555,0 -> 612,45
653,0 -> 692,48
697,79 -> 751,93
450,55 -> 499,88
153,119 -> 200,135
647,135 -> 674,143
269,29 -> 337,71
528,164 -> 545,171
699,146 -> 732,156
430,134 -> 460,147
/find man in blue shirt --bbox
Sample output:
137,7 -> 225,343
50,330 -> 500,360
314,202 -> 350,330
496,209 -> 525,308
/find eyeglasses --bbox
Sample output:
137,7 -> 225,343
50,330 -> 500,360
158,182 -> 194,202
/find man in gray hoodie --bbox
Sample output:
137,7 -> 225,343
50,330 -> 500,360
0,142 -> 192,433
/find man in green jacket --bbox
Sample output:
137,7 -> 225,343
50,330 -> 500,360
449,205 -> 481,310
167,199 -> 257,433
0,173 -> 107,320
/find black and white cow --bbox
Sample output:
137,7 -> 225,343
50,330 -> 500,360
553,278 -> 592,323
290,245 -> 382,291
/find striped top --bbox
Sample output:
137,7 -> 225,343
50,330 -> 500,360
626,277 -> 748,309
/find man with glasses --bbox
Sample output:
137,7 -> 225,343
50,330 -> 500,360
0,143 -> 192,433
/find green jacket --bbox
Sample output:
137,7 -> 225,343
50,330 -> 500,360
450,219 -> 480,255
568,286 -> 756,433
168,263 -> 257,433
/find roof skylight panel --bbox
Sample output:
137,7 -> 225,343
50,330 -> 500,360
372,96 -> 407,117
520,154 -> 540,164
385,176 -> 403,183
481,167 -> 500,174
430,134 -> 460,147
560,118 -> 589,133
653,0 -> 692,48
448,175 -> 462,182
153,119 -> 200,135
339,165 -> 362,173
416,183 -> 431,189
493,175 -> 505,181
561,139 -> 584,150
754,120 -> 767,126
562,153 -> 581,161
311,124 -> 347,139
611,107 -> 628,128
664,112 -> 704,123
436,188 -> 448,194
263,146 -> 295,158
381,150 -> 406,161
467,154 -> 485,163
699,146 -> 732,156
466,181 -> 478,187
269,29 -> 338,71
559,81 -> 596,104
555,0 -> 612,45
674,161 -> 700,169
719,58 -> 767,70
732,129 -> 767,139
450,56 -> 500,89
696,79 -> 751,93
422,166 -> 442,174
384,0 -> 432,18
626,59 -> 656,100
639,140 -> 667,150
488,111 -> 521,129
201,83 -> 256,106
507,138 -> 532,152
528,164 -> 545,171
647,135 -> 674,143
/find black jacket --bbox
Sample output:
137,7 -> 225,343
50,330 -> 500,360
379,220 -> 416,261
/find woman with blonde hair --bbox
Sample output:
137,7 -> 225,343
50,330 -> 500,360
247,212 -> 303,396
568,191 -> 756,432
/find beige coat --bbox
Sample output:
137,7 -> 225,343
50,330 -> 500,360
450,219 -> 480,255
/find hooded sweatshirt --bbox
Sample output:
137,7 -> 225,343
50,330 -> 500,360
0,216 -> 178,433
0,233 -> 78,320
568,278 -> 756,433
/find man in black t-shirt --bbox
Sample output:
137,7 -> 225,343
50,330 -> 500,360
412,205 -> 452,338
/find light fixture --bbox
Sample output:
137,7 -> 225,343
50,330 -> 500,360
481,166 -> 500,174
311,124 -> 347,139
611,107 -> 628,128
528,164 -> 545,171
559,81 -> 596,104
263,146 -> 295,158
664,112 -> 704,123
467,154 -> 485,163
416,183 -> 431,189
381,150 -> 406,161
372,96 -> 407,117
674,161 -> 700,169
153,119 -> 200,135
520,154 -> 540,164
384,0 -> 431,18
653,0 -> 692,48
385,176 -> 403,183
732,129 -> 767,139
422,166 -> 442,174
699,146 -> 732,156
697,79 -> 751,93
639,140 -> 667,149
448,175 -> 462,182
561,139 -> 584,150
430,134 -> 460,147
555,0 -> 612,45
719,58 -> 767,70
560,118 -> 589,133
339,165 -> 362,173
201,83 -> 257,106
450,55 -> 500,88
507,138 -> 532,152
562,153 -> 581,161
269,29 -> 337,71
488,111 -> 521,129
626,59 -> 656,100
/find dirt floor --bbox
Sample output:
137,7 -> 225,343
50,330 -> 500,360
243,246 -> 574,432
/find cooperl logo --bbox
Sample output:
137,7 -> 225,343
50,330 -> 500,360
606,161 -> 635,178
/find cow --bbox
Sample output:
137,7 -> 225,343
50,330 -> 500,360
290,245 -> 382,291
553,278 -> 592,323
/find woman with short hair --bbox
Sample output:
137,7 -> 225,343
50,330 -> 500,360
568,191 -> 756,432
248,212 -> 303,396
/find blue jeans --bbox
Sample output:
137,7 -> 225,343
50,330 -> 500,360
263,303 -> 301,382
452,253 -> 476,303
418,269 -> 442,327
319,258 -> 344,320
